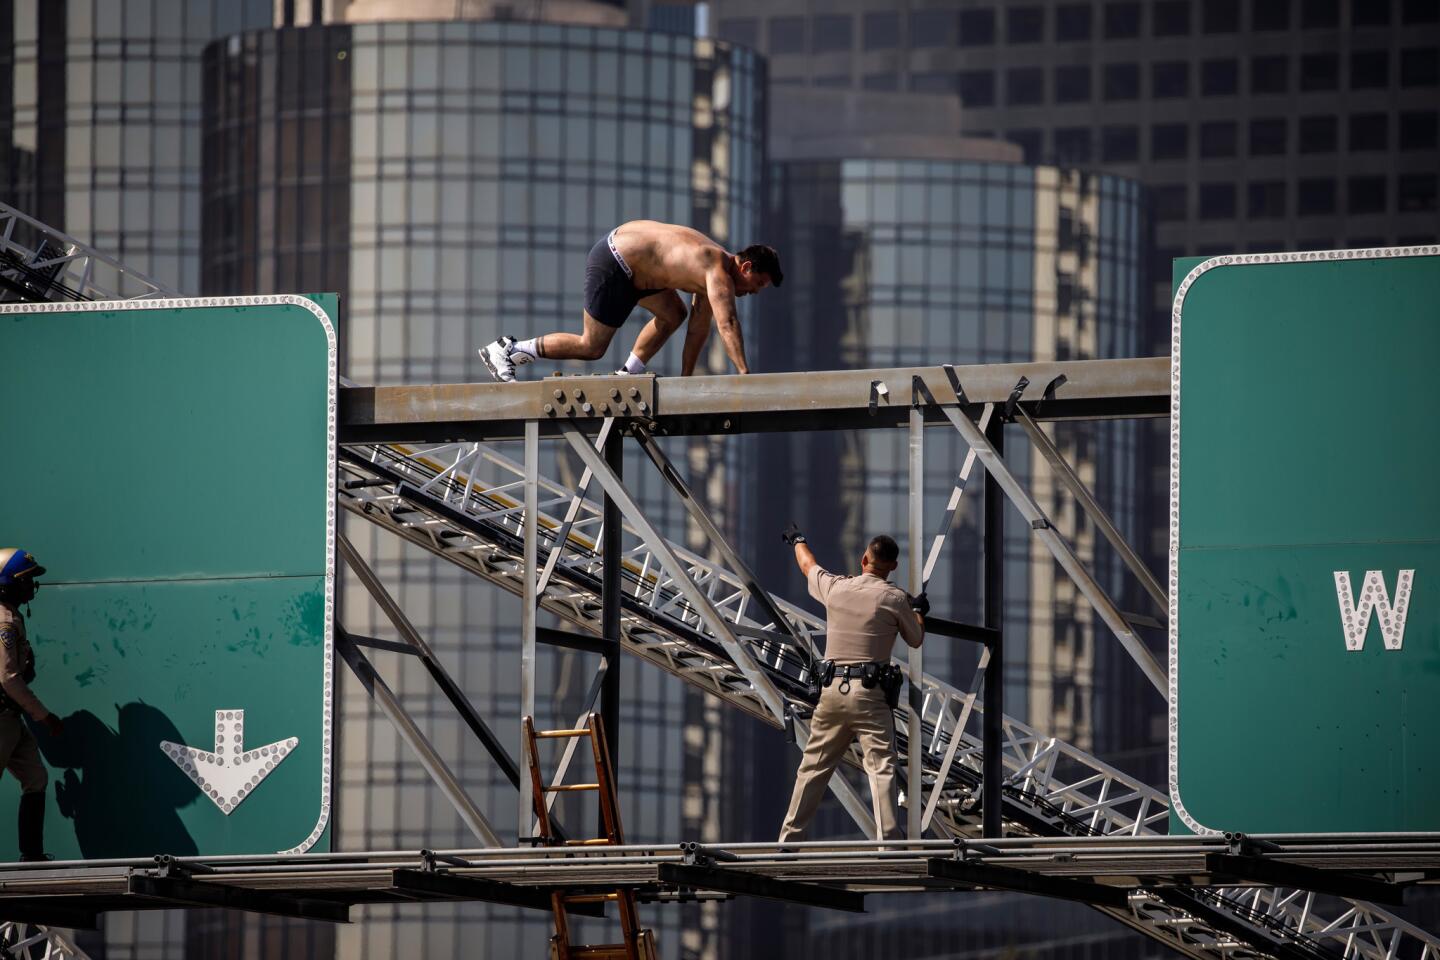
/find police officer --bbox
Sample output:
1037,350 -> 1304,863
0,548 -> 63,861
777,525 -> 926,843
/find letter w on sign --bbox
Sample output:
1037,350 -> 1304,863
1333,570 -> 1415,651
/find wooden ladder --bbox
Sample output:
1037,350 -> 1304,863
524,713 -> 657,960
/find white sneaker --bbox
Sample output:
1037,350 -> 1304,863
479,336 -> 532,383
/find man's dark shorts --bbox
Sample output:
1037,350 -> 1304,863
584,231 -> 664,329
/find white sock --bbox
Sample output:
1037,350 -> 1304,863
512,338 -> 540,360
622,352 -> 646,375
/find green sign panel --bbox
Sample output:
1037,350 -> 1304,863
0,295 -> 336,858
1170,247 -> 1440,834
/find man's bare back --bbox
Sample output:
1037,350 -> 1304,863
480,220 -> 783,382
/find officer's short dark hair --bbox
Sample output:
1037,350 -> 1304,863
738,243 -> 783,286
867,535 -> 899,565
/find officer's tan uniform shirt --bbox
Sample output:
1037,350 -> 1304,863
0,604 -> 49,721
806,567 -> 923,663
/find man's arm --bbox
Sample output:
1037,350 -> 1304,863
680,294 -> 713,376
0,629 -> 50,724
703,257 -> 749,374
793,541 -> 818,578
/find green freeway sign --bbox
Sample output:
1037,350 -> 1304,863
0,295 -> 336,858
1170,247 -> 1440,834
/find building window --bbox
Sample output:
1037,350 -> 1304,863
1351,50 -> 1389,88
1203,0 -> 1240,32
1152,122 -> 1189,160
1153,184 -> 1187,220
1349,113 -> 1388,151
1404,0 -> 1440,23
1104,63 -> 1141,100
1202,59 -> 1239,95
1105,2 -> 1142,37
1253,2 -> 1290,29
1399,173 -> 1439,211
1250,117 -> 1288,155
910,10 -> 955,47
1101,125 -> 1139,161
814,74 -> 850,88
1007,67 -> 1044,105
1400,111 -> 1439,149
1154,0 -> 1191,35
1301,0 -> 1339,27
1054,127 -> 1092,162
1199,182 -> 1237,219
1348,176 -> 1387,214
959,9 -> 996,46
1301,53 -> 1340,91
1007,129 -> 1043,161
1152,61 -> 1190,98
1353,0 -> 1391,25
863,11 -> 899,50
1251,56 -> 1288,93
1200,120 -> 1238,157
1055,65 -> 1092,102
1299,115 -> 1338,153
958,70 -> 996,106
1401,48 -> 1440,86
718,18 -> 759,47
813,15 -> 852,53
912,71 -> 958,94
1248,181 -> 1287,218
863,72 -> 898,91
1299,178 -> 1337,215
1057,4 -> 1093,40
1007,6 -> 1045,42
769,17 -> 804,54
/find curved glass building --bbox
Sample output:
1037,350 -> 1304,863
202,20 -> 765,958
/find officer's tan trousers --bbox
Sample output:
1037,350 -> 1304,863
0,714 -> 47,794
778,681 -> 901,842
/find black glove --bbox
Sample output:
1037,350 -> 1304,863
909,591 -> 930,617
781,522 -> 807,545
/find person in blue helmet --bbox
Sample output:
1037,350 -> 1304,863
0,548 -> 64,861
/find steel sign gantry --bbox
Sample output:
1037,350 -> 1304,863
3,196 -> 1438,959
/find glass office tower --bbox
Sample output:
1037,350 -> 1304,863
735,152 -> 1153,959
202,20 -> 765,958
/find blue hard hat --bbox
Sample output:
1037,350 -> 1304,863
0,549 -> 46,585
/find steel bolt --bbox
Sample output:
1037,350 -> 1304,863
572,388 -> 585,401
543,403 -> 554,415
629,387 -> 641,400
553,389 -> 565,401
637,401 -> 649,413
723,419 -> 731,429
600,402 -> 610,413
581,402 -> 594,415
610,388 -> 622,401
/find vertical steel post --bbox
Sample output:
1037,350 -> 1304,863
601,427 -> 623,806
983,416 -> 1005,839
519,420 -> 539,843
907,404 -> 924,840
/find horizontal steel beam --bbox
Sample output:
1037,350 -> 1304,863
657,863 -> 865,913
339,358 -> 1168,443
926,857 -> 1132,908
390,868 -> 605,916
127,875 -> 351,923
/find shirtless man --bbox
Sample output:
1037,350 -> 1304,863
479,220 -> 783,382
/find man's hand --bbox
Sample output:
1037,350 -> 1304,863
908,591 -> 930,617
781,522 -> 807,545
43,713 -> 63,737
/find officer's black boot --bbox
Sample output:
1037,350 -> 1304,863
17,792 -> 48,861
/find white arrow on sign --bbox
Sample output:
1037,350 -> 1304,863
160,709 -> 298,815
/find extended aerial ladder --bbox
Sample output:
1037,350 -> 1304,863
3,199 -> 1437,960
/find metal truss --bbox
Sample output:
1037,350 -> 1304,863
0,923 -> 91,959
0,202 -> 175,303
3,196 -> 1433,959
335,432 -> 1440,960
